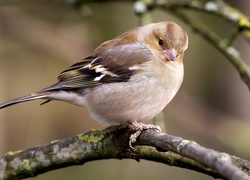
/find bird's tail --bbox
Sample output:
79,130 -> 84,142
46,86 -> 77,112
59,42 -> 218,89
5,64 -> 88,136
0,93 -> 48,109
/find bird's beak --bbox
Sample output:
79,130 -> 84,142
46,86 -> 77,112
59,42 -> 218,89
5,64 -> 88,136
163,49 -> 177,61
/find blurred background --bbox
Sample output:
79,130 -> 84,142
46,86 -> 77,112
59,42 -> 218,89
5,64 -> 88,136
0,0 -> 249,179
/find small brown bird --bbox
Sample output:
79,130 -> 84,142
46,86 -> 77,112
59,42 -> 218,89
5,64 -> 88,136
0,21 -> 188,148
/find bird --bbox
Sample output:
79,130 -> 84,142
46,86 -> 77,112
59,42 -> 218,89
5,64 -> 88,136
0,21 -> 188,148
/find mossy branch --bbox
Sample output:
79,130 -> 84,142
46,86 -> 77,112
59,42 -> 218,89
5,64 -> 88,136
0,128 -> 250,180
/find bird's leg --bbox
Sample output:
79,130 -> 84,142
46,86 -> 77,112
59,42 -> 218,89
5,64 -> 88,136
108,120 -> 161,150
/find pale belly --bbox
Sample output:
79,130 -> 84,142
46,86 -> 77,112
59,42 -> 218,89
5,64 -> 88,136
85,73 -> 182,125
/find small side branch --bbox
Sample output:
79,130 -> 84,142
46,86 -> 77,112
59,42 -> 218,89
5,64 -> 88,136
168,10 -> 250,89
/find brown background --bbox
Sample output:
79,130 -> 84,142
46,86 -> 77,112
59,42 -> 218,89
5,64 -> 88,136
0,1 -> 249,179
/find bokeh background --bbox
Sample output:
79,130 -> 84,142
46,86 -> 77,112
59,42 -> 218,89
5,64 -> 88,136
0,1 -> 249,179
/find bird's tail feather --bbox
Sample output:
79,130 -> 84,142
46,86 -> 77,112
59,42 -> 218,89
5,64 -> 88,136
0,93 -> 47,109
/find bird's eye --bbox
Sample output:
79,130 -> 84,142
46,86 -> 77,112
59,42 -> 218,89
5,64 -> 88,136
158,39 -> 164,46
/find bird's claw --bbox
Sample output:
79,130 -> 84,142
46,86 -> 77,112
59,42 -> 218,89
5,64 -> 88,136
126,121 -> 161,150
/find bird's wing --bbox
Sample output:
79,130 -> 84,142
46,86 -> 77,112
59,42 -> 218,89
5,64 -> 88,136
41,42 -> 152,92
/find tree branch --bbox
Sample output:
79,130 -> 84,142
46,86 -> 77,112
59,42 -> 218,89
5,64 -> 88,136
0,128 -> 249,179
70,0 -> 250,89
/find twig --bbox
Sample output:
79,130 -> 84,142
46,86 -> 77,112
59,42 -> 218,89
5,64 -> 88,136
169,10 -> 250,89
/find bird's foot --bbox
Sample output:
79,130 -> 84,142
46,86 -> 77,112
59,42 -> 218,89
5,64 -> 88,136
108,121 -> 161,150
126,121 -> 161,149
